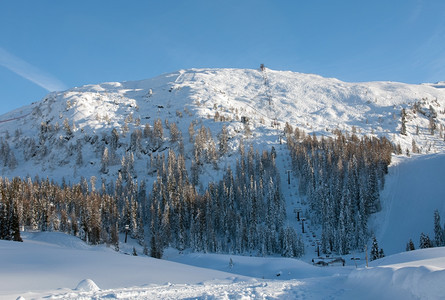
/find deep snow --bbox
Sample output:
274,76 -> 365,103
1,231 -> 445,299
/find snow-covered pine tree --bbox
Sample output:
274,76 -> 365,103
434,210 -> 445,247
419,232 -> 433,249
400,108 -> 407,136
370,235 -> 380,261
100,147 -> 109,174
63,118 -> 73,138
76,140 -> 83,166
218,125 -> 229,156
7,151 -> 18,170
152,118 -> 164,151
406,239 -> 415,251
111,128 -> 119,150
130,129 -> 142,154
169,122 -> 181,144
378,248 -> 385,258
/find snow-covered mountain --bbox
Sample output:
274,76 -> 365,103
1,68 -> 444,181
2,68 -> 445,299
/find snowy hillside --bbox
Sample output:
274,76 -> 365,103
2,68 -> 445,299
1,231 -> 444,299
370,153 -> 445,255
1,68 -> 445,181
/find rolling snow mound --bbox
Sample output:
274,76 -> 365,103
75,279 -> 100,292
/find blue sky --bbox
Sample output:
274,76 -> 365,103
1,0 -> 445,115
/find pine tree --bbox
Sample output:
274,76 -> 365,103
433,210 -> 444,247
169,122 -> 181,144
112,222 -> 119,251
429,116 -> 436,135
63,118 -> 73,138
1,140 -> 11,167
100,148 -> 109,174
419,232 -> 433,249
111,128 -> 119,150
8,151 -> 18,170
76,140 -> 83,166
400,108 -> 407,135
412,139 -> 418,154
143,243 -> 149,256
152,119 -> 164,150
406,239 -> 415,251
130,129 -> 142,153
218,125 -> 229,156
188,122 -> 195,143
370,235 -> 380,261
143,123 -> 152,139
378,248 -> 385,259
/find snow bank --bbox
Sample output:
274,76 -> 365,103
348,247 -> 445,299
349,266 -> 445,299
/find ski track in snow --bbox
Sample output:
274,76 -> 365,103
48,280 -> 309,300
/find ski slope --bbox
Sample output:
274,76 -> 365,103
370,153 -> 445,255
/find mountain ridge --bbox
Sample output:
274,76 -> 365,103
1,67 -> 445,182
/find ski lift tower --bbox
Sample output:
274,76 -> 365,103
294,208 -> 302,221
125,224 -> 130,243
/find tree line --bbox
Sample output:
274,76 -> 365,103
0,143 -> 304,258
149,144 -> 304,258
406,210 -> 445,251
285,123 -> 393,255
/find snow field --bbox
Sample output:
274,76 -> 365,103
2,231 -> 445,299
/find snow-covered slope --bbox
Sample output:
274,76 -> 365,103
370,153 -> 445,255
0,232 -> 248,299
2,231 -> 444,299
1,68 -> 445,181
347,247 -> 445,299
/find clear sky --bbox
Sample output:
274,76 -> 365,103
1,0 -> 445,115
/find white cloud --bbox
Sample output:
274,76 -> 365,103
0,47 -> 67,92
